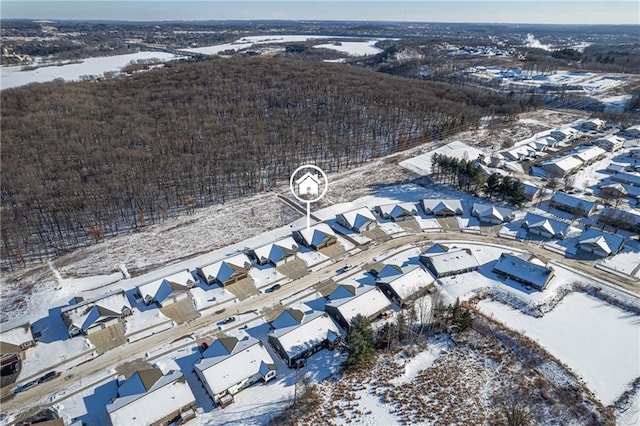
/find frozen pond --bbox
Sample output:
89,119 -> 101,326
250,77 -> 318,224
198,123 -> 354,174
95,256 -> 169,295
179,34 -> 336,55
477,292 -> 640,405
1,51 -> 181,90
313,40 -> 383,56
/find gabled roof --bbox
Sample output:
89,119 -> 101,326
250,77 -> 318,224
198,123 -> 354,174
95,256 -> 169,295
423,243 -> 452,254
269,311 -> 341,360
337,207 -> 377,231
0,320 -> 33,347
522,181 -> 541,197
573,146 -> 606,163
198,254 -> 251,283
327,284 -> 357,300
577,228 -> 625,256
325,285 -> 391,326
375,203 -> 418,220
373,264 -> 404,279
194,335 -> 275,396
107,369 -> 195,426
420,199 -> 463,215
376,265 -> 434,301
493,253 -> 553,290
270,308 -> 306,329
137,270 -> 194,304
251,237 -> 299,264
522,213 -> 570,237
541,155 -> 583,173
551,192 -> 597,213
420,247 -> 479,275
61,289 -> 131,333
471,203 -> 514,222
295,223 -> 336,248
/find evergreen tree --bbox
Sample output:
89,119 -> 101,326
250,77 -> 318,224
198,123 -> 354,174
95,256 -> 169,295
343,314 -> 376,372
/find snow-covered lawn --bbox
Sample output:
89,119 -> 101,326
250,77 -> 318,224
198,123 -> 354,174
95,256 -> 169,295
598,244 -> 640,279
477,293 -> 640,405
0,52 -> 181,90
248,264 -> 287,289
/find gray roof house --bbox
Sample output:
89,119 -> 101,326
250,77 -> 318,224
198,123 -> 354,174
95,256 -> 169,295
521,213 -> 571,239
197,254 -> 252,286
577,229 -> 625,257
492,253 -> 554,291
324,285 -> 392,330
550,192 -> 598,217
336,207 -> 377,232
420,199 -> 463,216
374,203 -> 419,222
375,265 -> 435,307
419,245 -> 480,278
471,203 -> 514,224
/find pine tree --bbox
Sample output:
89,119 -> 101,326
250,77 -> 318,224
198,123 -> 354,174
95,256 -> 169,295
343,314 -> 376,372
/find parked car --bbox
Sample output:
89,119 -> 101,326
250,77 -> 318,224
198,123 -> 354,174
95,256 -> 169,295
38,371 -> 58,383
222,317 -> 236,324
268,284 -> 281,292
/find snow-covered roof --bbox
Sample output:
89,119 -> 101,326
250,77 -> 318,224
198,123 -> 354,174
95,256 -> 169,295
198,254 -> 251,284
325,285 -> 391,326
250,237 -> 299,264
573,146 -> 606,163
376,265 -> 434,301
471,203 -> 514,222
522,181 -> 541,197
194,335 -> 275,396
420,199 -> 463,215
420,248 -> 479,275
0,320 -> 33,346
594,135 -> 625,145
61,289 -> 131,333
136,270 -> 195,304
107,369 -> 195,426
294,223 -> 336,248
505,145 -> 536,160
578,229 -> 625,255
493,253 -> 553,290
601,207 -> 640,225
336,207 -> 377,231
541,155 -> 583,174
611,172 -> 640,186
375,203 -> 418,220
551,127 -> 578,138
551,192 -> 597,213
522,213 -> 570,237
269,311 -> 341,360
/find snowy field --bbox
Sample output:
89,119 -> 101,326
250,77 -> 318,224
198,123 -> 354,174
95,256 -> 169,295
313,40 -> 383,56
477,293 -> 640,406
399,141 -> 485,175
0,52 -> 181,90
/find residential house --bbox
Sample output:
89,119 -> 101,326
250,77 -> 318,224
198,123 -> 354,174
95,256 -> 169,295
295,172 -> 321,197
572,146 -> 606,165
471,203 -> 514,224
0,320 -> 35,361
194,335 -> 277,406
578,118 -> 606,131
492,253 -> 554,291
61,289 -> 132,337
136,270 -> 195,307
324,285 -> 392,330
504,145 -> 536,161
541,155 -> 583,177
611,172 -> 640,187
268,310 -> 341,368
375,265 -> 435,307
528,136 -> 557,151
599,183 -> 628,199
247,237 -> 299,267
550,192 -> 598,217
598,207 -> 640,233
197,254 -> 252,286
522,181 -> 543,202
550,127 -> 579,142
106,369 -> 196,426
336,207 -> 377,232
374,203 -> 418,222
577,229 -> 625,258
292,223 -> 337,250
420,199 -> 463,216
419,245 -> 480,278
624,125 -> 640,139
593,135 -> 625,152
521,213 -> 571,239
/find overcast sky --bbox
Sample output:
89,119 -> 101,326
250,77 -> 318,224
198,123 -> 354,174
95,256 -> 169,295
2,1 -> 639,25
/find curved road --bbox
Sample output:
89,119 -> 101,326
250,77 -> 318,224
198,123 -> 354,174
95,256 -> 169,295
3,230 -> 636,420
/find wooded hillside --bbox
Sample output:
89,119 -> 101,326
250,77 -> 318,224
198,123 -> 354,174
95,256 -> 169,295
1,57 -> 522,269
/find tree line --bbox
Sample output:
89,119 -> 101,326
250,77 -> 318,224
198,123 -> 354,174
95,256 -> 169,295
1,56 -> 524,269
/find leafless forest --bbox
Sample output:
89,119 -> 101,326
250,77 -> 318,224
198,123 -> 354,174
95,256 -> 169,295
1,57 -> 525,269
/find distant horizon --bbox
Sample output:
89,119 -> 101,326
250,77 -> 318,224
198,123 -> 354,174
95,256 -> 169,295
2,1 -> 639,25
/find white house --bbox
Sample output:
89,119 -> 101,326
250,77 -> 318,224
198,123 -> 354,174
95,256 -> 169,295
593,135 -> 625,152
572,146 -> 606,165
419,245 -> 480,278
577,229 -> 625,257
107,369 -> 196,426
550,127 -> 579,141
374,203 -> 418,222
194,335 -> 277,406
292,223 -> 337,250
136,270 -> 195,306
550,192 -> 598,217
197,254 -> 252,286
0,320 -> 35,361
247,237 -> 299,266
541,155 -> 583,177
324,285 -> 392,330
420,199 -> 463,216
492,253 -> 554,291
521,213 -> 571,239
578,118 -> 606,131
295,172 -> 321,197
375,265 -> 435,307
268,310 -> 341,368
336,207 -> 377,232
61,289 -> 132,337
471,203 -> 514,224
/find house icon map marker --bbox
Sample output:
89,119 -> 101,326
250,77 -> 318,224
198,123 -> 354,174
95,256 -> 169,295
290,165 -> 328,231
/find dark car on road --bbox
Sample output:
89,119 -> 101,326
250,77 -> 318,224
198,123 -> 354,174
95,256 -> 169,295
39,371 -> 59,383
222,316 -> 236,324
268,284 -> 281,292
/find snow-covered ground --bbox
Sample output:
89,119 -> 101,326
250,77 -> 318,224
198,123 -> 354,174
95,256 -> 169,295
0,52 -> 182,90
313,40 -> 383,56
179,34 -> 336,55
399,141 -> 485,176
477,293 -> 640,406
598,244 -> 640,279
